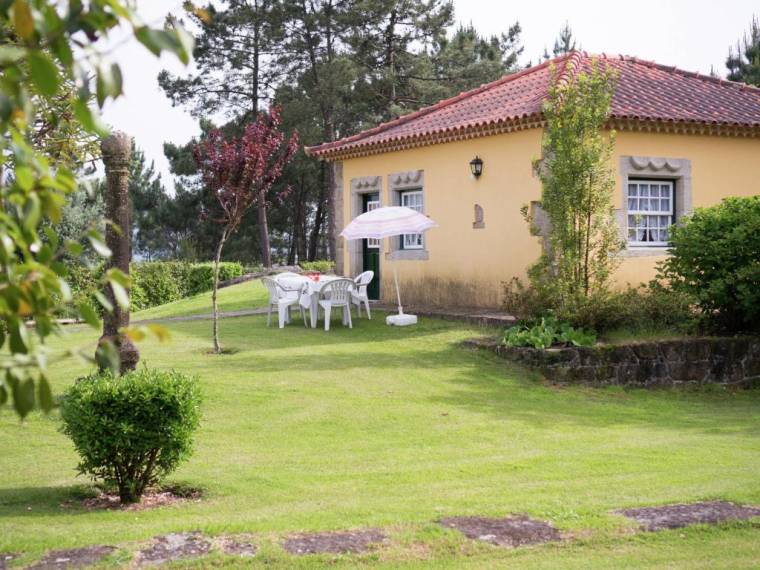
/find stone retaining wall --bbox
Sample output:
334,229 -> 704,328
465,337 -> 760,387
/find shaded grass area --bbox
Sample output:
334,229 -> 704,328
1,312 -> 759,567
133,280 -> 268,320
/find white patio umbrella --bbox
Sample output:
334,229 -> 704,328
340,206 -> 436,326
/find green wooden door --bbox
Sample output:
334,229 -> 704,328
362,193 -> 381,300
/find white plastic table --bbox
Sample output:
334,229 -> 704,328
278,275 -> 343,329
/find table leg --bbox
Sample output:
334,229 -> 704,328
310,294 -> 318,329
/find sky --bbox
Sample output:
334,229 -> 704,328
102,0 -> 759,192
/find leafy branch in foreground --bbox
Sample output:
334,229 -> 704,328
0,1 -> 196,418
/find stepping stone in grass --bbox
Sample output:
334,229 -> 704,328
137,532 -> 211,566
282,529 -> 387,555
216,535 -> 257,557
439,515 -> 561,547
26,546 -> 116,569
617,501 -> 760,531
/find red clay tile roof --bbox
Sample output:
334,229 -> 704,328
306,52 -> 760,160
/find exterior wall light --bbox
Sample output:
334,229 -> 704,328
470,156 -> 483,178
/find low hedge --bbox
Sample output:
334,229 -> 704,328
66,261 -> 245,314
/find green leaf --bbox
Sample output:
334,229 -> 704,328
28,50 -> 61,97
74,99 -> 110,136
9,319 -> 30,355
37,376 -> 54,413
94,291 -> 114,313
0,384 -> 7,406
15,165 -> 34,191
110,281 -> 129,310
78,303 -> 101,329
95,62 -> 123,107
12,377 -> 35,419
88,234 -> 111,258
64,240 -> 83,257
0,45 -> 25,64
12,0 -> 34,41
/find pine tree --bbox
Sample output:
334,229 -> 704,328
427,23 -> 523,102
726,15 -> 760,86
552,21 -> 577,56
158,0 -> 284,117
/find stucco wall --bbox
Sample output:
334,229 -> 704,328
339,129 -> 760,308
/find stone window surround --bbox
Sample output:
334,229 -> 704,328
348,174 -> 383,276
387,170 -> 429,261
617,155 -> 692,258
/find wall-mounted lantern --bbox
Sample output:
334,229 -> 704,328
470,156 -> 483,178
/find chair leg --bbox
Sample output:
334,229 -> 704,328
267,304 -> 272,327
300,305 -> 307,327
278,305 -> 287,329
324,305 -> 332,331
346,305 -> 353,329
365,299 -> 371,319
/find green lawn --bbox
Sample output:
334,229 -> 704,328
133,279 -> 269,320
1,284 -> 759,568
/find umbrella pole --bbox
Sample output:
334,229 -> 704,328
393,262 -> 403,315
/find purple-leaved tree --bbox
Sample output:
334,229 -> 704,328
194,107 -> 299,353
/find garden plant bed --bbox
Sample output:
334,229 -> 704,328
137,532 -> 211,565
26,546 -> 116,569
440,515 -> 561,547
282,529 -> 387,555
618,501 -> 760,531
465,336 -> 760,387
62,486 -> 203,512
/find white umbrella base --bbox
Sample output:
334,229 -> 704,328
386,313 -> 418,326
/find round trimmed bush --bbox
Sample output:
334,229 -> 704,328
658,196 -> 760,333
60,369 -> 202,504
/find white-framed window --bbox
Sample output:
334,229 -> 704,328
400,190 -> 424,249
627,180 -> 674,247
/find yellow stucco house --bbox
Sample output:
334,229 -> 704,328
306,52 -> 760,308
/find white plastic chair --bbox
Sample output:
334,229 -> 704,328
261,277 -> 306,329
351,270 -> 374,319
318,278 -> 354,331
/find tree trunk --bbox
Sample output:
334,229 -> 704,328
257,200 -> 272,267
308,163 -> 327,261
323,123 -> 337,261
212,228 -> 229,354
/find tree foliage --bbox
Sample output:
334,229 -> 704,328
0,0 -> 193,418
193,106 -> 298,353
159,1 -> 525,266
658,196 -> 760,333
726,15 -> 760,86
527,61 -> 622,309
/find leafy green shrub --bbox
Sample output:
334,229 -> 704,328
658,196 -> 760,333
300,259 -> 335,273
503,278 -> 695,334
130,262 -> 185,311
185,262 -> 244,295
60,368 -> 202,504
503,316 -> 596,349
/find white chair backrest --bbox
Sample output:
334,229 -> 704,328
354,271 -> 374,295
261,277 -> 284,302
322,278 -> 354,304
